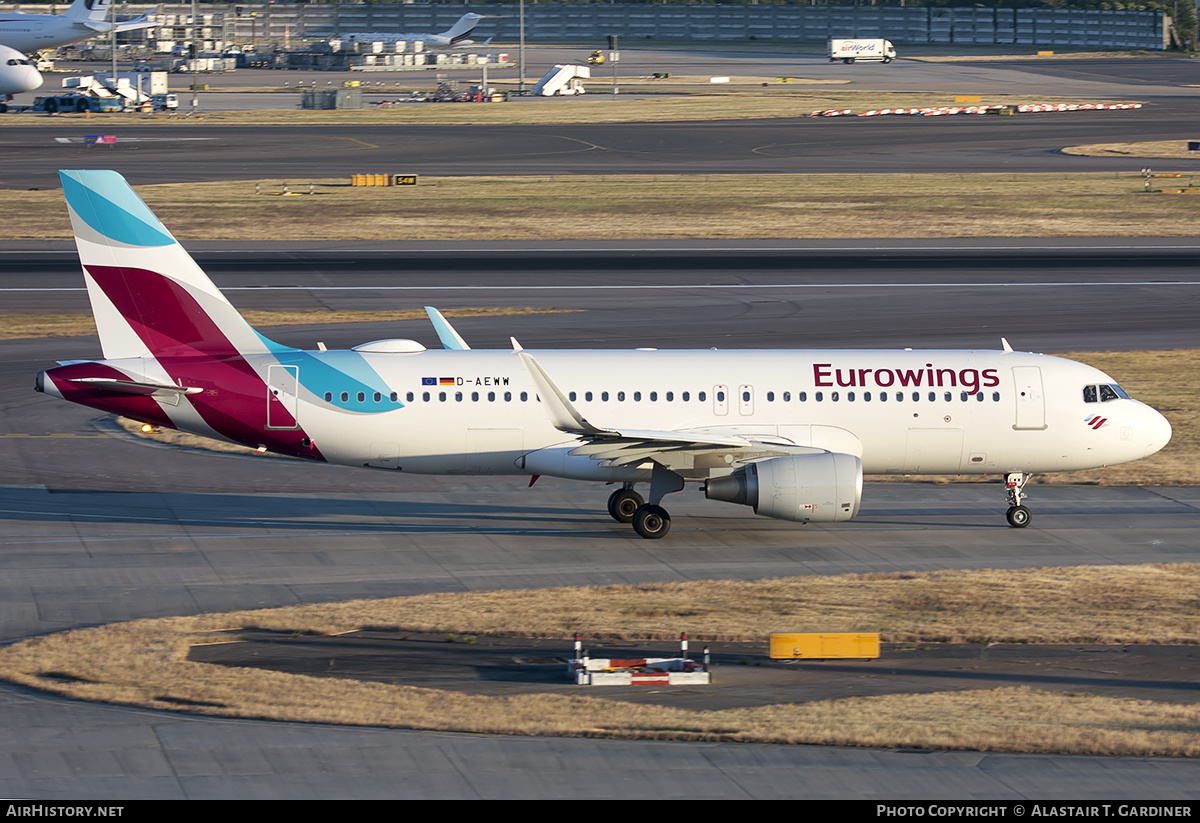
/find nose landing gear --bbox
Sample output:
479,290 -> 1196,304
1005,472 -> 1032,528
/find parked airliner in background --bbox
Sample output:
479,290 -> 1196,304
0,43 -> 43,101
36,171 -> 1172,538
0,0 -> 154,105
0,0 -> 156,55
342,12 -> 491,48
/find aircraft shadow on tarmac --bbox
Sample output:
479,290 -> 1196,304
5,486 -> 1189,536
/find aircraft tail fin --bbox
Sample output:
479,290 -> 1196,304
59,170 -> 281,362
64,0 -> 111,22
443,13 -> 482,43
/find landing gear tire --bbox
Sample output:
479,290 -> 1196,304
1006,505 -> 1031,528
632,504 -> 671,539
607,488 -> 644,524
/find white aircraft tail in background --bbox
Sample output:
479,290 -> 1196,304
36,171 -> 1172,539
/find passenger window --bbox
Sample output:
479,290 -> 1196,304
699,391 -> 707,402
505,391 -> 512,402
848,392 -> 855,402
341,392 -> 349,403
783,391 -> 791,402
799,392 -> 807,402
488,391 -> 495,401
895,392 -> 902,402
666,391 -> 674,401
831,392 -> 839,402
618,391 -> 625,402
455,392 -> 463,402
471,392 -> 479,401
992,392 -> 1000,402
1083,385 -> 1097,403
634,391 -> 642,401
864,391 -> 872,401
521,392 -> 528,402
815,392 -> 823,402
879,392 -> 887,402
586,391 -> 593,402
961,392 -> 969,402
439,392 -> 447,402
682,391 -> 690,402
324,392 -> 332,402
423,392 -> 430,402
650,392 -> 657,401
373,392 -> 381,402
944,392 -> 952,402
569,391 -> 577,401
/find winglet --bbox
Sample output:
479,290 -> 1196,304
516,350 -> 605,436
1001,337 -> 1013,353
425,307 -> 471,350
510,336 -> 523,352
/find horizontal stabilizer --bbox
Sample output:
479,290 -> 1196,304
69,377 -> 202,396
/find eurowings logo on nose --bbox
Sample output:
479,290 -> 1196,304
1085,415 -> 1108,430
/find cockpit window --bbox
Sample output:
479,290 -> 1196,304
1085,384 -> 1129,403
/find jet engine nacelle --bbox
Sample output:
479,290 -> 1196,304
704,453 -> 863,523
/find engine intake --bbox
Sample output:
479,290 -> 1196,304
704,453 -> 863,523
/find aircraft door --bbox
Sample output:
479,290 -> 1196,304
713,385 -> 729,416
738,385 -> 754,416
1011,366 -> 1046,431
266,365 -> 300,429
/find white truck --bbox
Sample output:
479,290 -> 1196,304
828,39 -> 897,64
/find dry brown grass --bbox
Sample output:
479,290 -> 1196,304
0,307 -> 575,340
1,564 -> 1197,754
5,173 -> 1197,241
0,91 -> 1102,127
1063,141 -> 1200,160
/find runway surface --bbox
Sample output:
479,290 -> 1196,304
2,53 -> 1200,188
1,52 -> 1198,799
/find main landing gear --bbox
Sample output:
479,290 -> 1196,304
607,486 -> 672,539
1005,472 -> 1032,528
606,465 -> 685,539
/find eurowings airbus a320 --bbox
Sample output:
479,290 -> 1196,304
36,171 -> 1172,538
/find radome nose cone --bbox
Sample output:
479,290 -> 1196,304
1145,408 -> 1172,457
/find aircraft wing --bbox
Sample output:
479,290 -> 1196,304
114,10 -> 158,33
515,347 -> 820,468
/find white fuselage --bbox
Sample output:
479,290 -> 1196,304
0,43 -> 42,95
251,347 -> 1169,481
0,13 -> 108,54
